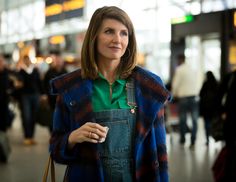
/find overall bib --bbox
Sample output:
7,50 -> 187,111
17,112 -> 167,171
94,79 -> 136,182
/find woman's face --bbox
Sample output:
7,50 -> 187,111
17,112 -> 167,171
97,18 -> 129,62
23,57 -> 32,67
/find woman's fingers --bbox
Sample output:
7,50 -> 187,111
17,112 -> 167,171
84,131 -> 100,143
88,131 -> 100,140
69,122 -> 109,145
87,122 -> 107,132
86,122 -> 109,138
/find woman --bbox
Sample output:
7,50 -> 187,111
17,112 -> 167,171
18,55 -> 42,145
199,71 -> 219,145
49,6 -> 171,182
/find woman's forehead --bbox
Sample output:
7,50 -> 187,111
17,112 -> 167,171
100,18 -> 128,30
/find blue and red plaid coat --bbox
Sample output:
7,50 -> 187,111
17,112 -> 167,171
49,66 -> 171,182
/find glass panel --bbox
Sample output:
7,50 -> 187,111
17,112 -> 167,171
202,38 -> 221,81
185,35 -> 221,85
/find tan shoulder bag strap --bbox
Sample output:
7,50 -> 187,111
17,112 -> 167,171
42,155 -> 55,182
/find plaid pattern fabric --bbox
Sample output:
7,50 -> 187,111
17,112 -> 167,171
49,66 -> 171,182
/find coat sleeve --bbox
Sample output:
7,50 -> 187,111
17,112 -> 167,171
49,94 -> 78,164
154,104 -> 169,182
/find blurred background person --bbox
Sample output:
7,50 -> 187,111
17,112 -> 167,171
171,54 -> 200,149
0,55 -> 11,132
42,52 -> 67,132
17,55 -> 43,145
199,71 -> 219,146
0,54 -> 12,163
43,52 -> 67,111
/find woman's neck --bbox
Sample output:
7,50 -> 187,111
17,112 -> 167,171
98,59 -> 120,84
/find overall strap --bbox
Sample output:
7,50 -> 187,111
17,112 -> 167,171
126,78 -> 137,113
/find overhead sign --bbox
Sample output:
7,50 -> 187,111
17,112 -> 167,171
171,15 -> 194,25
229,41 -> 236,64
49,35 -> 65,44
45,0 -> 85,23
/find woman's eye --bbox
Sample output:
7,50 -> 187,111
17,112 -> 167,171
105,29 -> 113,34
121,31 -> 128,36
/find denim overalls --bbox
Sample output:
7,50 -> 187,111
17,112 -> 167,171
94,79 -> 136,182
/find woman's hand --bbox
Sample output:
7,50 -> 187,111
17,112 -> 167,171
68,122 -> 109,149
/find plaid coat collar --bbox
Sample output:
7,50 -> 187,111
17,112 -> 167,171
51,66 -> 170,104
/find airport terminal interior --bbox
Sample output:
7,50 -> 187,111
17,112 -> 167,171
1,0 -> 236,181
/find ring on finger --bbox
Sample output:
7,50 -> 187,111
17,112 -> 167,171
89,131 -> 92,138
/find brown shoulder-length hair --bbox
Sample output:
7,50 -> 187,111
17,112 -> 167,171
81,6 -> 137,79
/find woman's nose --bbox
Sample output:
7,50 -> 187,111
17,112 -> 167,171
112,33 -> 121,43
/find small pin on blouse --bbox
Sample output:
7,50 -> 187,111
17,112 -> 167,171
130,108 -> 135,114
69,101 -> 76,106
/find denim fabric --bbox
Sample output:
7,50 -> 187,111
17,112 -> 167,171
94,79 -> 136,182
95,109 -> 136,182
20,93 -> 40,138
178,96 -> 199,145
203,116 -> 211,144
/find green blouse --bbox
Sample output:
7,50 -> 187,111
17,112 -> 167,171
92,73 -> 130,112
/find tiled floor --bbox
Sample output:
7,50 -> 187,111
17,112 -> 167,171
0,106 -> 223,182
167,130 -> 223,182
